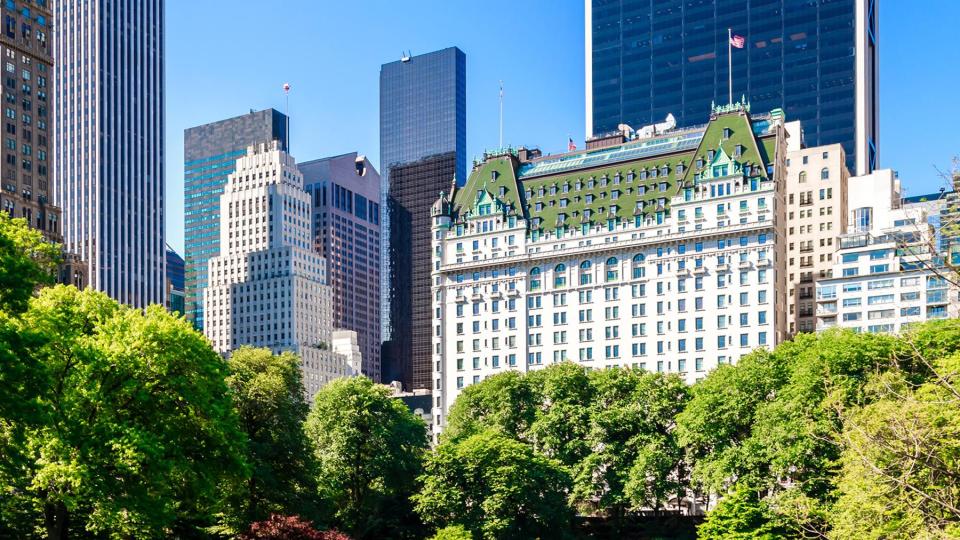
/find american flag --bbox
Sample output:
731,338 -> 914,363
568,137 -> 576,152
730,34 -> 745,48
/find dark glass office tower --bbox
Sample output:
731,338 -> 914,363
183,109 -> 288,329
380,47 -> 466,391
587,0 -> 878,174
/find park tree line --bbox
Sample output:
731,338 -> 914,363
2,211 -> 960,539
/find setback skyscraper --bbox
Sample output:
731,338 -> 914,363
183,109 -> 288,329
301,153 -> 382,381
54,0 -> 165,307
586,0 -> 879,175
204,142 -> 358,400
380,47 -> 466,390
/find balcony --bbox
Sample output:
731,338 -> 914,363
739,260 -> 752,270
800,274 -> 814,283
471,293 -> 483,301
799,246 -> 814,253
815,304 -> 836,316
693,266 -> 708,275
716,263 -> 730,273
490,290 -> 503,299
799,199 -> 813,207
676,268 -> 691,277
799,292 -> 814,300
507,288 -> 520,298
455,294 -> 467,303
799,309 -> 816,317
757,258 -> 772,268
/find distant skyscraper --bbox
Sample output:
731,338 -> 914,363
204,142 -> 356,400
586,0 -> 879,175
380,47 -> 466,390
183,109 -> 288,329
54,0 -> 165,307
165,244 -> 185,315
301,153 -> 382,381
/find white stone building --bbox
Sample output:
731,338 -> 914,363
428,105 -> 789,438
816,170 -> 958,333
204,142 -> 356,400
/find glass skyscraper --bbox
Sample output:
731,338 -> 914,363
183,109 -> 288,329
54,0 -> 166,308
587,0 -> 878,174
380,47 -> 466,390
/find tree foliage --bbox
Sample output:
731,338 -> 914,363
225,347 -> 318,528
238,514 -> 350,540
0,212 -> 60,314
414,429 -> 572,539
830,350 -> 960,539
697,485 -> 784,540
1,286 -> 248,538
305,376 -> 427,539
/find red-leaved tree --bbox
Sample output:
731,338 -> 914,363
239,514 -> 351,540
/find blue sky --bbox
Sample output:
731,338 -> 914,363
165,0 -> 959,253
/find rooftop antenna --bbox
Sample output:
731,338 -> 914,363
401,50 -> 411,62
498,80 -> 504,149
283,82 -> 291,149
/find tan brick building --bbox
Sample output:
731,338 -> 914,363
785,144 -> 850,334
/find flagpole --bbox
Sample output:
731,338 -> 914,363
499,80 -> 504,149
728,28 -> 733,105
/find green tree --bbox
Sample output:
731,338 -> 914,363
0,212 -> 60,314
525,362 -> 594,470
429,524 -> 473,540
697,485 -> 785,540
829,351 -> 960,539
225,347 -> 318,528
443,370 -> 539,442
414,429 -> 572,539
304,377 -> 427,539
4,286 -> 248,538
572,369 -> 689,521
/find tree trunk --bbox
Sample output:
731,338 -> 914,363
44,500 -> 69,540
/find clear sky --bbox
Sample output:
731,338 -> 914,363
165,0 -> 960,254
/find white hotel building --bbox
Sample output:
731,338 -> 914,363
429,104 -> 790,438
204,142 -> 358,400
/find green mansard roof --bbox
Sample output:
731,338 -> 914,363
449,106 -> 783,234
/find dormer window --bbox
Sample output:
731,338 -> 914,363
525,190 -> 532,199
614,173 -> 621,184
707,150 -> 715,161
660,165 -> 669,176
696,159 -> 704,168
587,179 -> 595,189
560,198 -> 569,208
734,145 -> 743,158
635,200 -> 645,210
563,183 -> 570,193
651,168 -> 658,178
499,186 -> 506,197
627,171 -> 635,182
611,190 -> 620,200
575,181 -> 582,190
637,185 -> 646,195
659,182 -> 668,192
677,163 -> 685,174
491,170 -> 499,181
476,189 -> 483,199
723,127 -> 732,139
538,187 -> 545,197
535,202 -> 543,211
586,194 -> 594,204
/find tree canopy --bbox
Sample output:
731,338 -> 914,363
305,376 -> 427,539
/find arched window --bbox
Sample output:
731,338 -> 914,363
554,263 -> 567,288
632,254 -> 646,279
606,257 -> 619,282
799,171 -> 807,183
580,260 -> 593,285
820,167 -> 830,180
530,267 -> 542,290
